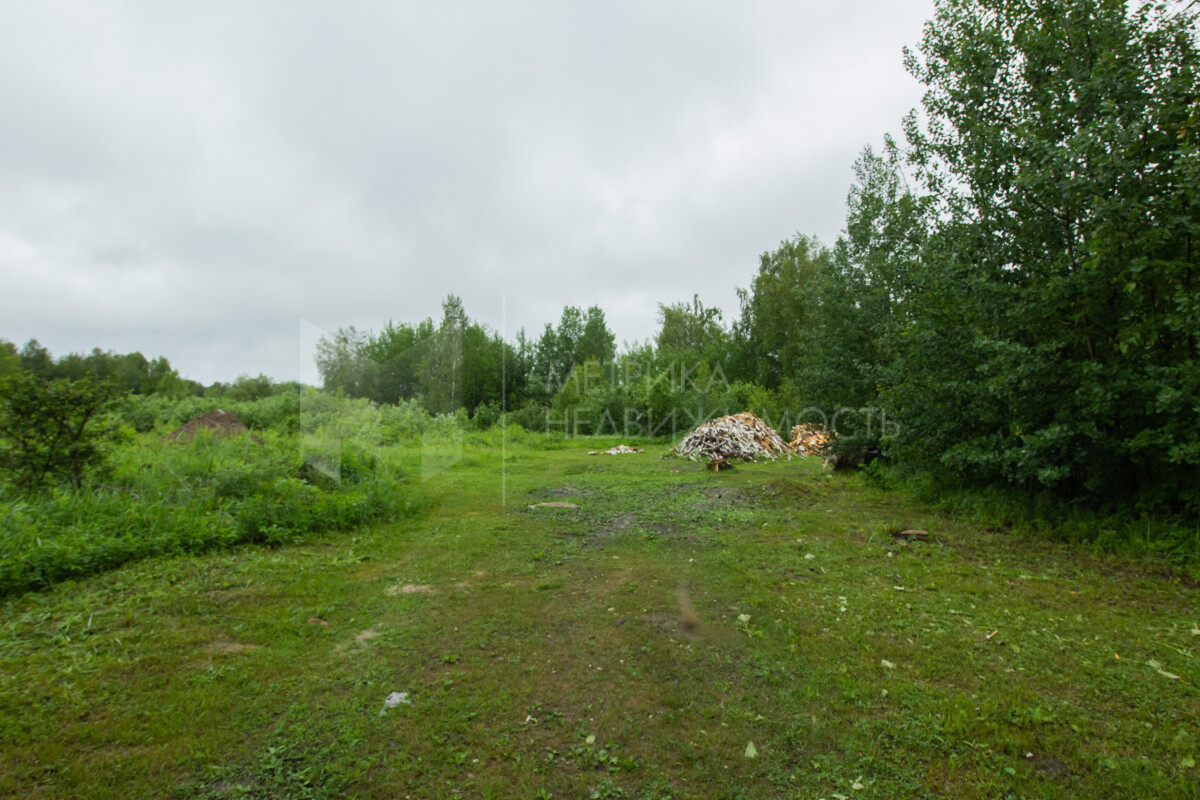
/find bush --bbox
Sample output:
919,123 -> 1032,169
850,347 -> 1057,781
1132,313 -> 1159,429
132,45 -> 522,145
472,400 -> 501,430
508,403 -> 550,434
0,373 -> 124,490
379,399 -> 430,443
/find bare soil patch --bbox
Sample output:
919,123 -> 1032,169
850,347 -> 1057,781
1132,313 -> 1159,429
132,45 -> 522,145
385,584 -> 434,596
166,410 -> 263,444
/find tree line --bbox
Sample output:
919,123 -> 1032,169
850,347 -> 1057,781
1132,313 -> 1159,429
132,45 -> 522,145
0,338 -> 302,401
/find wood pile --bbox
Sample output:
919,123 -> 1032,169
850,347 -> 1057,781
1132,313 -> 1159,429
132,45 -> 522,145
788,423 -> 832,456
673,412 -> 793,462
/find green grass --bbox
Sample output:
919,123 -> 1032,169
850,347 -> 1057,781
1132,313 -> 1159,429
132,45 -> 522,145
2,439 -> 1198,798
0,430 -> 419,596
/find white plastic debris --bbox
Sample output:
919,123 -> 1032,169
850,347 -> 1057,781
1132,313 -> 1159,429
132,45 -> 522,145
379,691 -> 411,715
589,445 -> 645,455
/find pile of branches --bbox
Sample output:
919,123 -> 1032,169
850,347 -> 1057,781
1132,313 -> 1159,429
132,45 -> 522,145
789,423 -> 832,457
673,412 -> 793,462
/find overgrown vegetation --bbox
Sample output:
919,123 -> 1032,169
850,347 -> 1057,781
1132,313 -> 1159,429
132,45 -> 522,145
0,372 -> 124,490
2,442 -> 1197,799
0,392 -> 425,597
1,0 -> 1196,598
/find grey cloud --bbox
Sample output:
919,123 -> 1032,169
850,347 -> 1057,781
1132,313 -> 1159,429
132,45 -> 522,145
0,0 -> 934,384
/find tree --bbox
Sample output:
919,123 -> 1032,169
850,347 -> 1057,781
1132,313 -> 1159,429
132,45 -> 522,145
532,305 -> 594,390
893,0 -> 1200,507
0,373 -> 123,490
578,306 -> 617,365
820,142 -> 929,410
228,374 -> 276,401
315,326 -> 372,396
0,340 -> 20,379
656,294 -> 727,362
366,320 -> 432,404
18,339 -> 53,377
732,236 -> 830,389
422,295 -> 469,413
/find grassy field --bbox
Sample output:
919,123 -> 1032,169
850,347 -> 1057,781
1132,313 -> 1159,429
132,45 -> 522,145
2,438 -> 1198,799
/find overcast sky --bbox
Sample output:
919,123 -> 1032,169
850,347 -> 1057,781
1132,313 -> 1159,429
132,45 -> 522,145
0,1 -> 935,385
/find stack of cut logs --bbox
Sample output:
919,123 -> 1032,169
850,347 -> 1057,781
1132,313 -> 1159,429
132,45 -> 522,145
788,423 -> 833,456
673,412 -> 794,462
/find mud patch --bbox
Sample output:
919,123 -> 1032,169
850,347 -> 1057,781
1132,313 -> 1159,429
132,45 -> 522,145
695,487 -> 745,510
355,628 -> 379,643
529,502 -> 579,510
1031,756 -> 1071,780
589,512 -> 638,543
647,522 -> 705,545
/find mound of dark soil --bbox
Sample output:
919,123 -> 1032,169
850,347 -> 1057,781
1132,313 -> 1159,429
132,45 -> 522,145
166,409 -> 263,444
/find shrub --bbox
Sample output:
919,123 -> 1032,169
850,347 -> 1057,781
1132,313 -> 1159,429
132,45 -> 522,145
0,373 -> 124,490
509,402 -> 550,434
472,400 -> 501,430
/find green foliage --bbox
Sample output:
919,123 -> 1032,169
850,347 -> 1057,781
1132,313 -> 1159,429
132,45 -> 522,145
0,340 -> 20,379
0,423 -> 417,597
314,326 -> 374,398
472,399 -> 502,430
731,236 -> 830,389
884,0 -> 1200,512
579,305 -> 617,364
225,374 -> 278,402
0,373 -> 124,490
655,295 -> 728,365
821,142 -> 928,412
508,401 -> 551,433
4,338 -> 203,396
379,398 -> 432,443
314,295 -> 521,414
533,305 -> 617,390
119,388 -> 310,435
